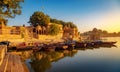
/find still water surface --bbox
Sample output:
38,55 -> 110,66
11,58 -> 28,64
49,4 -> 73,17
19,37 -> 120,72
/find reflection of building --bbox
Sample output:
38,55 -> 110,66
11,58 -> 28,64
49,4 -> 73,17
0,18 -> 79,42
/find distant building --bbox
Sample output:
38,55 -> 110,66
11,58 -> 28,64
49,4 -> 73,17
81,31 -> 101,41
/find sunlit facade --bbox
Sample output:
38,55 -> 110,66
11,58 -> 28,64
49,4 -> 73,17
0,18 -> 79,42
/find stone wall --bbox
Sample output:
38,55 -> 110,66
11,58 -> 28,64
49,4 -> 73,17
38,34 -> 63,43
0,35 -> 22,41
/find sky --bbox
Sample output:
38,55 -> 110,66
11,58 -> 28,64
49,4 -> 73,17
8,0 -> 120,33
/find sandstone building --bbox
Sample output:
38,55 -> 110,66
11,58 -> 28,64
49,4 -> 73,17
0,18 -> 79,43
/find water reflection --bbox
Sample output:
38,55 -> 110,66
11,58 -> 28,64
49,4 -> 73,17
22,50 -> 77,72
30,52 -> 51,72
76,44 -> 116,51
24,44 -> 116,72
12,37 -> 120,72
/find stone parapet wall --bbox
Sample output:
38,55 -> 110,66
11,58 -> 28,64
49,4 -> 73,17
0,35 -> 22,41
38,35 -> 63,43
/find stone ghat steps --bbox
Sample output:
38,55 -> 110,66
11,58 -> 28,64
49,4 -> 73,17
0,53 -> 26,72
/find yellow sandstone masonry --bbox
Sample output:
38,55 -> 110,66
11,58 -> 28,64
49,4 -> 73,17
0,18 -> 79,43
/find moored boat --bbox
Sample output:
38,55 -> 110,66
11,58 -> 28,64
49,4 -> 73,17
75,42 -> 86,48
93,41 -> 117,46
55,42 -> 68,50
16,42 -> 27,50
42,44 -> 56,51
32,46 -> 42,52
102,42 -> 117,45
67,43 -> 75,50
85,42 -> 94,47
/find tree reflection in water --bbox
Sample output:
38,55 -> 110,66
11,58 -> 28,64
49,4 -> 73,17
30,54 -> 51,72
29,50 -> 78,72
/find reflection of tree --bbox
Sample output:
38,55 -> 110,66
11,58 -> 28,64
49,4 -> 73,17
45,51 -> 64,62
30,52 -> 51,72
29,50 -> 78,72
18,50 -> 33,61
62,50 -> 78,57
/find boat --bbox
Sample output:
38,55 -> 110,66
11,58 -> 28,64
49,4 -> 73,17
42,44 -> 56,51
75,42 -> 86,48
92,40 -> 117,46
67,43 -> 75,50
16,42 -> 27,50
102,42 -> 117,45
55,42 -> 68,50
85,42 -> 94,47
0,41 -> 10,46
64,40 -> 76,49
32,46 -> 42,52
45,46 -> 56,51
100,44 -> 117,48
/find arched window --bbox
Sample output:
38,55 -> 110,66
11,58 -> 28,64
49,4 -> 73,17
11,30 -> 13,34
33,28 -> 36,33
39,30 -> 41,35
37,30 -> 39,34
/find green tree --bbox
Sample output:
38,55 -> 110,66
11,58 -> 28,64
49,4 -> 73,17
50,18 -> 77,28
92,28 -> 98,32
66,22 -> 77,28
102,30 -> 108,35
0,0 -> 24,18
29,11 -> 50,27
48,24 -> 60,35
118,32 -> 120,36
50,18 -> 60,24
0,17 -> 7,25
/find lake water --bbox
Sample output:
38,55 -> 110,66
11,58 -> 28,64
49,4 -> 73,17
20,37 -> 120,72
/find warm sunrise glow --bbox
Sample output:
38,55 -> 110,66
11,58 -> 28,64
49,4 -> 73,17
101,11 -> 120,33
75,0 -> 120,33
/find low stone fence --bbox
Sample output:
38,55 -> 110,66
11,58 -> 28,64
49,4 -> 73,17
0,45 -> 7,66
